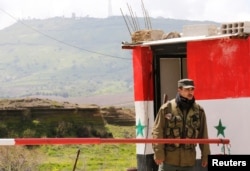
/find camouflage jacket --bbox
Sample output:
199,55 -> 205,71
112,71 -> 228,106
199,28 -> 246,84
152,99 -> 211,166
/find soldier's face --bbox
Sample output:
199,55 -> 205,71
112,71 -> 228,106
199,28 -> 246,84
178,87 -> 194,100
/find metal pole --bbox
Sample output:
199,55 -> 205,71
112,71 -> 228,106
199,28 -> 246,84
72,149 -> 80,171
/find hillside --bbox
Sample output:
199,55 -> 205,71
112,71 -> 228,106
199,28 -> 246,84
0,16 -> 218,105
0,97 -> 136,170
0,97 -> 135,138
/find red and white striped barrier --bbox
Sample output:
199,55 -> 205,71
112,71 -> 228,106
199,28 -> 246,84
0,138 -> 230,146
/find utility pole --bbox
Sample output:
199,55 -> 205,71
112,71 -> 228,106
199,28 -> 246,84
108,0 -> 113,17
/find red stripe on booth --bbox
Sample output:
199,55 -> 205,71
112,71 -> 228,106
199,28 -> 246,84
187,37 -> 250,100
132,46 -> 154,101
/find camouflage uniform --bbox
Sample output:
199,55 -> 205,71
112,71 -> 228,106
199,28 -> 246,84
152,99 -> 210,171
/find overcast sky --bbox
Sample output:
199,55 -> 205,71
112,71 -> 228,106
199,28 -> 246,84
0,0 -> 250,30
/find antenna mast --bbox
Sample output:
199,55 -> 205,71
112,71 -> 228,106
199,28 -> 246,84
108,0 -> 113,17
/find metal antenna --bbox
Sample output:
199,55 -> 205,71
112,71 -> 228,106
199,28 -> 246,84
127,3 -> 138,31
125,14 -> 135,32
130,9 -> 140,31
120,1 -> 153,36
141,0 -> 148,29
141,0 -> 152,30
120,8 -> 132,35
134,12 -> 141,31
108,0 -> 112,17
145,10 -> 152,30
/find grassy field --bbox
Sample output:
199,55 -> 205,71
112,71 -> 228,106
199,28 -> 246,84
37,124 -> 137,171
0,124 -> 136,171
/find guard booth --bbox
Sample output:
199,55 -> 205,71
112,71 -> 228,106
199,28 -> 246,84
122,21 -> 250,171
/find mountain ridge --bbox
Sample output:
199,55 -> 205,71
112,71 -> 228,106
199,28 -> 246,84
0,16 -> 218,105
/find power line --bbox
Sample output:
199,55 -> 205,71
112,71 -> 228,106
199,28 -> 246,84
0,8 -> 130,60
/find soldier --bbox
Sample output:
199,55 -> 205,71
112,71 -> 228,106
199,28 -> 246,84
152,78 -> 210,171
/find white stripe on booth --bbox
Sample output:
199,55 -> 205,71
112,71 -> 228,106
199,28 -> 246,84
135,101 -> 155,155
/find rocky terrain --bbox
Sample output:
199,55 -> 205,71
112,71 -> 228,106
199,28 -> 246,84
0,97 -> 135,124
0,97 -> 135,138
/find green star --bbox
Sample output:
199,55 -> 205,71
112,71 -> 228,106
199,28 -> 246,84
214,119 -> 226,137
136,119 -> 146,137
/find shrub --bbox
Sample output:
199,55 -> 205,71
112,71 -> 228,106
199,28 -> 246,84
0,146 -> 41,171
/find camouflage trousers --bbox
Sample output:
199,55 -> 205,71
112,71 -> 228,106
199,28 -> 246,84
158,163 -> 194,171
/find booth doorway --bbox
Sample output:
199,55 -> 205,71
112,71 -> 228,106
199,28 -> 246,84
151,43 -> 187,116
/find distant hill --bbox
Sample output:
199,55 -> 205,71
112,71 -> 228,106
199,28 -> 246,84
0,16 -> 218,105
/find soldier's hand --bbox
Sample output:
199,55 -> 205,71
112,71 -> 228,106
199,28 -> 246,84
155,159 -> 164,165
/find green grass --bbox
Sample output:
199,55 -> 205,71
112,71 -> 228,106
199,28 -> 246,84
37,124 -> 137,171
0,124 -> 137,171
